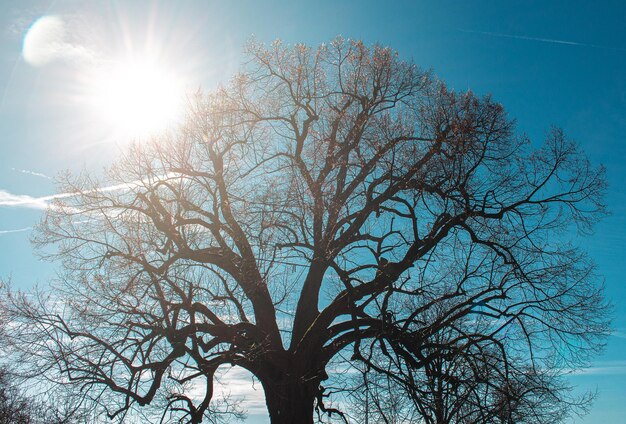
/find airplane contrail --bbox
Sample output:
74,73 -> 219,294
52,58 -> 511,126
459,29 -> 626,52
0,172 -> 182,210
11,168 -> 52,180
0,227 -> 31,235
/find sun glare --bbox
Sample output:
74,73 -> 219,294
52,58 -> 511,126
92,60 -> 184,139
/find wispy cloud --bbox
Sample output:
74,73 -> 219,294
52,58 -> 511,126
11,168 -> 51,180
569,361 -> 626,376
459,29 -> 626,52
611,330 -> 626,339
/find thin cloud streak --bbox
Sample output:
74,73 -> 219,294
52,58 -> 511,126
459,29 -> 626,52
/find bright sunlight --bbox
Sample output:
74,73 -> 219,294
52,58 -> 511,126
91,60 -> 184,138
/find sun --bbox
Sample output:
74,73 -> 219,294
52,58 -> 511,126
91,59 -> 184,139
20,14 -> 189,142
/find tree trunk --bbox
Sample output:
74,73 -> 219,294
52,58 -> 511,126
261,378 -> 317,424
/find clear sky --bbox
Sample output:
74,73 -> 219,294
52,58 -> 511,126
0,1 -> 625,423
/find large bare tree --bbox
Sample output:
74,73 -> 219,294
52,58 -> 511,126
3,39 -> 608,423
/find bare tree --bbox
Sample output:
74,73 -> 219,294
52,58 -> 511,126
2,38 -> 608,423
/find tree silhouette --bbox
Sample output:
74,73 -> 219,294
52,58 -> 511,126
2,39 -> 608,423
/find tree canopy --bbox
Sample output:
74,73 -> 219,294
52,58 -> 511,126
2,39 -> 608,423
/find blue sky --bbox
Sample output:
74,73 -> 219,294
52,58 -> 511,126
0,1 -> 625,422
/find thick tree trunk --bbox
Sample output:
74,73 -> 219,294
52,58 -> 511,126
261,377 -> 317,424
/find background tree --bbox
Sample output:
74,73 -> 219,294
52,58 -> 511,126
0,283 -> 89,424
342,321 -> 583,423
0,366 -> 93,424
2,38 -> 608,423
0,366 -> 32,424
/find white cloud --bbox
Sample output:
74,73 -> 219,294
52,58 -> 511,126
214,366 -> 267,415
183,365 -> 267,418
